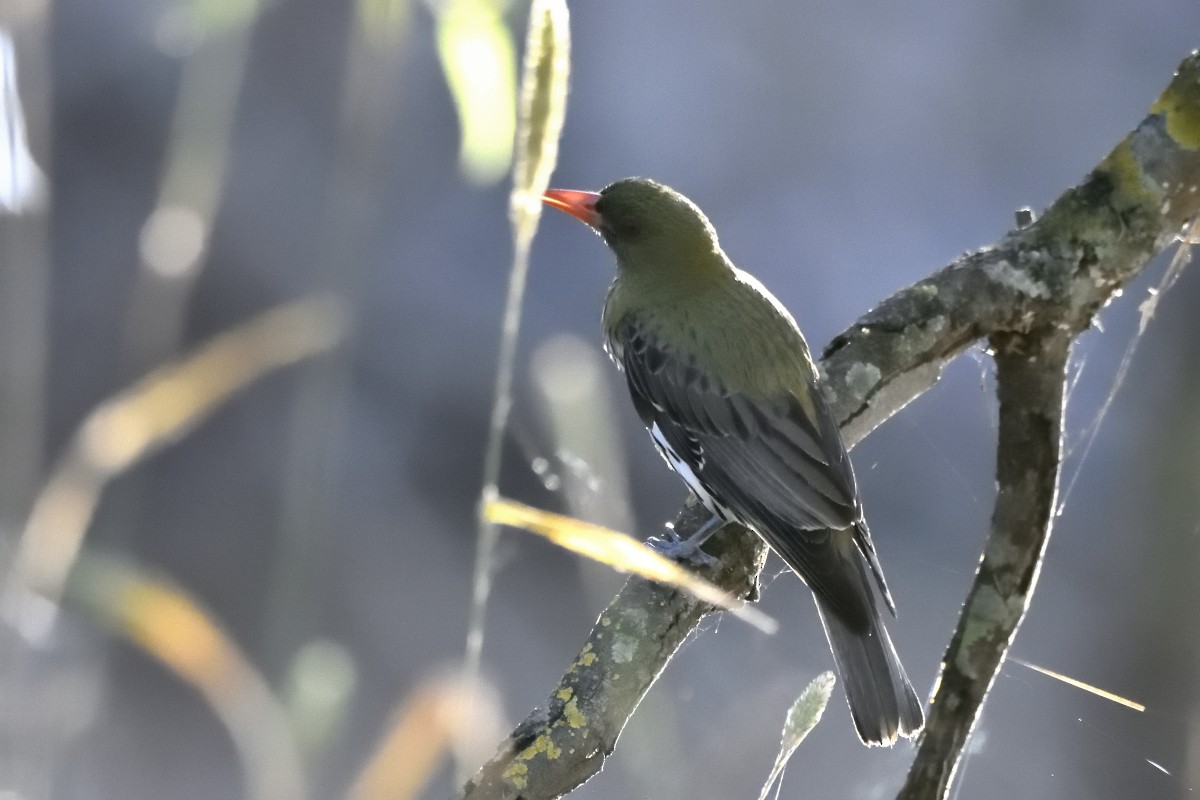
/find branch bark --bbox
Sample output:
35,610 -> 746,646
460,50 -> 1200,800
897,328 -> 1070,799
460,501 -> 764,800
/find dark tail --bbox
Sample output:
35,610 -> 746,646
753,522 -> 924,745
815,597 -> 924,746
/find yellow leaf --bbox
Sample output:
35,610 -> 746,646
485,498 -> 776,634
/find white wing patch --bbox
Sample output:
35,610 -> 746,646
650,422 -> 731,521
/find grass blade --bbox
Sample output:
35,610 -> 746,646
463,0 -> 571,747
485,497 -> 776,634
757,671 -> 836,800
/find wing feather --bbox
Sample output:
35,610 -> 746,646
620,318 -> 856,526
614,316 -> 894,621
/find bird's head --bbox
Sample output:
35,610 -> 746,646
543,178 -> 724,276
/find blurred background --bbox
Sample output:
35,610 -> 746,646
2,0 -> 1200,798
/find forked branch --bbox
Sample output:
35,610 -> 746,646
461,51 -> 1200,800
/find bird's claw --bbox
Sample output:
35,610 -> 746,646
646,528 -> 720,568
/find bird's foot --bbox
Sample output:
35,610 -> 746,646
646,518 -> 722,568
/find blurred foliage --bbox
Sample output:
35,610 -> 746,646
65,554 -> 305,800
5,0 -> 568,796
283,638 -> 359,757
7,296 -> 346,619
348,674 -> 501,800
0,31 -> 46,212
434,0 -> 517,186
357,0 -> 413,50
188,0 -> 265,39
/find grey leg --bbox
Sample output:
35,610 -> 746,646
646,512 -> 724,567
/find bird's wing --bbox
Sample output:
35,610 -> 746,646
616,316 -> 898,621
619,317 -> 857,529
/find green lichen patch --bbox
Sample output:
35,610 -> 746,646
1152,54 -> 1200,150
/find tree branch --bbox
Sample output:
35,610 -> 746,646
898,327 -> 1070,799
460,500 -> 765,800
460,50 -> 1200,800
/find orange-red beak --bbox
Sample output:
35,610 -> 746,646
542,189 -> 602,227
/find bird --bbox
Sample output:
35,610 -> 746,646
541,177 -> 924,746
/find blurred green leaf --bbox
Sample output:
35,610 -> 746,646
435,1 -> 516,185
284,639 -> 359,755
356,0 -> 412,50
189,0 -> 263,38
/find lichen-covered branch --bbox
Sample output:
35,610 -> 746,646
459,51 -> 1200,800
897,328 -> 1070,800
460,501 -> 765,800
